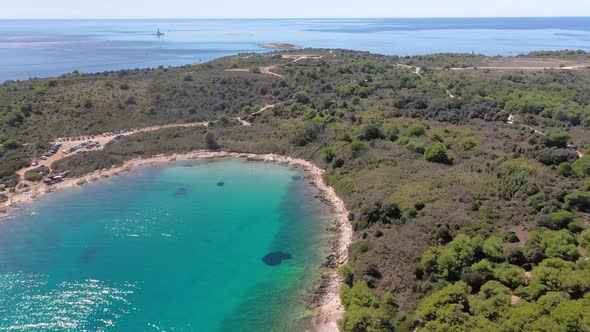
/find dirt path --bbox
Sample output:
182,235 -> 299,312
260,66 -> 284,78
506,114 -> 585,157
396,64 -> 422,77
282,54 -> 323,62
225,66 -> 284,78
450,65 -> 589,71
446,90 -> 457,99
224,68 -> 250,73
236,117 -> 251,126
252,104 -> 276,115
17,122 -> 209,178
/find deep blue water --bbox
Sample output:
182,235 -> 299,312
0,17 -> 589,81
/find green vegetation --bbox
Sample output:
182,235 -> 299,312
2,49 -> 590,331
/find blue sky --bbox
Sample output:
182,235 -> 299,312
2,0 -> 588,19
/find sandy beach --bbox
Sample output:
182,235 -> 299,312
1,150 -> 352,332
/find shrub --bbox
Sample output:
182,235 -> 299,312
24,170 -> 43,182
503,231 -> 520,243
496,159 -> 538,200
205,132 -> 219,150
405,207 -> 418,218
424,143 -> 451,164
322,148 -> 335,163
535,148 -> 577,166
294,91 -> 310,104
350,140 -> 367,158
181,73 -> 193,81
459,138 -> 478,151
339,133 -> 353,143
333,158 -> 345,168
548,210 -> 577,229
338,264 -> 354,287
415,201 -> 426,211
397,136 -> 410,146
565,191 -> 590,212
557,162 -> 573,177
361,201 -> 402,225
358,124 -> 384,140
407,124 -> 426,137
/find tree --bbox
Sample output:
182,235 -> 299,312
2,138 -> 20,149
544,132 -> 570,148
572,156 -> 590,177
579,229 -> 590,249
416,281 -> 471,322
557,162 -> 573,177
339,282 -> 398,332
526,230 -> 579,261
483,236 -> 504,261
494,263 -> 526,289
294,90 -> 310,104
424,143 -> 451,164
469,281 -> 511,320
205,132 -> 219,150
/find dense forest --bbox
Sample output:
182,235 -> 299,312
1,49 -> 590,331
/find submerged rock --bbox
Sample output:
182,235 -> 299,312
261,251 -> 292,266
291,175 -> 302,181
216,181 -> 225,187
183,164 -> 193,168
174,187 -> 188,197
80,247 -> 98,263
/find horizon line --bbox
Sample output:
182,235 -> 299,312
1,15 -> 589,20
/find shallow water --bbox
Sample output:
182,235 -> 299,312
1,17 -> 589,81
0,159 -> 334,331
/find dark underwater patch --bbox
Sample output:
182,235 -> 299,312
216,181 -> 225,187
174,187 -> 188,196
80,247 -> 98,263
261,251 -> 292,266
291,175 -> 302,181
183,164 -> 193,167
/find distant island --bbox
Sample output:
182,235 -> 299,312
258,43 -> 299,50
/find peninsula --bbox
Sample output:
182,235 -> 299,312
1,49 -> 590,331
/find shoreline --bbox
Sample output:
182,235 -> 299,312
0,150 -> 352,331
258,43 -> 299,50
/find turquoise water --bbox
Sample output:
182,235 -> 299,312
1,17 -> 590,81
0,159 -> 334,331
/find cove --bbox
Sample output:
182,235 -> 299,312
0,159 -> 334,331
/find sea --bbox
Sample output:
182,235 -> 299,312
0,17 -> 590,81
0,160 -> 334,331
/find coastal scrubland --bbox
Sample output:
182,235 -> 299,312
2,49 -> 590,331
